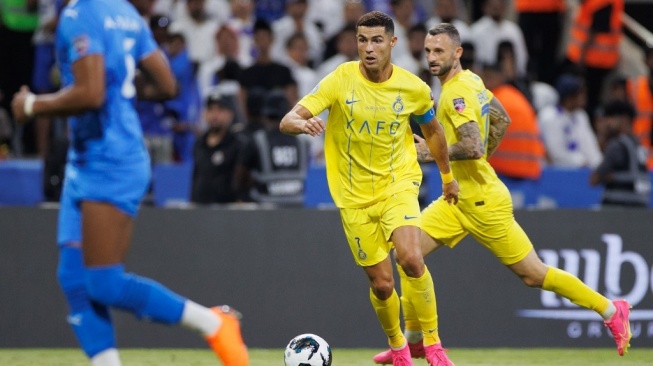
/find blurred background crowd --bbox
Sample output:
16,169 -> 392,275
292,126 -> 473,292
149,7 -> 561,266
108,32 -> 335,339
1,0 -> 652,207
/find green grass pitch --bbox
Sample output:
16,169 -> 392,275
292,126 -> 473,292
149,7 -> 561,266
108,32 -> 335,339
1,348 -> 652,365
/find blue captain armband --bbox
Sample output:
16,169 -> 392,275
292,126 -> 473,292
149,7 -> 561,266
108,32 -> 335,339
412,107 -> 435,124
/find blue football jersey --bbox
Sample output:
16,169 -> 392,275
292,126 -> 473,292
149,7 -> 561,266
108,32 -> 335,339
56,0 -> 158,165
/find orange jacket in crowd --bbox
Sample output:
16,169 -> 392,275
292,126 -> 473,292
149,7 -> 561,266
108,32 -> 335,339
488,85 -> 545,180
566,0 -> 623,69
627,75 -> 653,169
515,0 -> 565,13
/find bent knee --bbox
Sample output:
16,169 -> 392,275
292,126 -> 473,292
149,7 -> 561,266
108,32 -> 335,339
396,253 -> 425,277
371,279 -> 395,299
85,266 -> 127,305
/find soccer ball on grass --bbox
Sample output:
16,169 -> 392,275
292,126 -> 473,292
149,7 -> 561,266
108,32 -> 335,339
284,333 -> 332,366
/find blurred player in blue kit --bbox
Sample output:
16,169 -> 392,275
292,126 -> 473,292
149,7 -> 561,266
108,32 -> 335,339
11,1 -> 247,365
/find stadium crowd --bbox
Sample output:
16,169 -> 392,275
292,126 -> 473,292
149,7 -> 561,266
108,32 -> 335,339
0,0 -> 651,207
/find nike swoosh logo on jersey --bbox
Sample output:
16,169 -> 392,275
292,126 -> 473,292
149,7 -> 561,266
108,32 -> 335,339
404,215 -> 418,220
345,98 -> 360,105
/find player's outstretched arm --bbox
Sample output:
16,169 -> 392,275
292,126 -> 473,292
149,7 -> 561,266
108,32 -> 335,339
12,55 -> 106,122
280,104 -> 325,137
486,97 -> 511,158
419,119 -> 459,204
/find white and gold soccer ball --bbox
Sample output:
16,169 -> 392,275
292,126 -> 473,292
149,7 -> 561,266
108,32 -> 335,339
284,333 -> 332,366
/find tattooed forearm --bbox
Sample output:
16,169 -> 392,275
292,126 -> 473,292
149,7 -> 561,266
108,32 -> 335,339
448,121 -> 484,161
486,98 -> 511,158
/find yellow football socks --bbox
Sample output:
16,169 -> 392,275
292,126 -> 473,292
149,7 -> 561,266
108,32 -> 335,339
399,264 -> 440,346
369,288 -> 406,349
398,265 -> 422,342
542,266 -> 611,316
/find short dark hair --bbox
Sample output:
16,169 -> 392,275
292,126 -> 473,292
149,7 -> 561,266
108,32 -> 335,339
206,93 -> 235,111
356,11 -> 394,35
602,100 -> 636,121
427,23 -> 461,47
253,18 -> 272,33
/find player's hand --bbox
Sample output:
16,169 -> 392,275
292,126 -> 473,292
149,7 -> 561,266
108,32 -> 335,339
11,85 -> 34,124
301,116 -> 325,136
414,134 -> 435,163
442,179 -> 459,205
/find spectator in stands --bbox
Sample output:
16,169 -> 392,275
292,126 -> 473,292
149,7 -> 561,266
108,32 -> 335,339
470,0 -> 528,80
197,25 -> 245,124
235,87 -> 267,137
595,77 -> 628,150
425,0 -> 471,42
136,15 -> 175,164
317,23 -> 359,81
169,0 -> 221,67
253,0 -> 287,23
496,40 -> 532,104
239,19 -> 297,117
460,41 -> 477,72
515,0 -> 565,84
494,39 -> 558,115
168,0 -> 231,25
565,0 -> 624,122
626,47 -> 653,169
591,100 -> 650,208
392,21 -> 424,77
0,0 -> 38,155
320,0 -> 366,62
234,90 -> 309,206
539,74 -> 603,168
483,63 -> 544,181
31,0 -> 64,158
271,0 -> 323,66
225,0 -> 255,68
388,0 -> 419,70
165,30 -> 201,162
305,0 -> 345,45
191,93 -> 246,204
283,32 -> 318,100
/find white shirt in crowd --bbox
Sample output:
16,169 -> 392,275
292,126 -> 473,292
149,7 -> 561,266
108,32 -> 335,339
169,17 -> 221,64
538,105 -> 603,168
470,15 -> 528,77
271,15 -> 324,65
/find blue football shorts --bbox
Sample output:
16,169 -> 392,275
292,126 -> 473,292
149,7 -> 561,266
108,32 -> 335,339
57,160 -> 150,246
339,185 -> 422,267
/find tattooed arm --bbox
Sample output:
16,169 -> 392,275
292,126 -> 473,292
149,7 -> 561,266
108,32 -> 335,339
485,97 -> 511,158
414,121 -> 484,162
447,121 -> 485,161
415,98 -> 511,162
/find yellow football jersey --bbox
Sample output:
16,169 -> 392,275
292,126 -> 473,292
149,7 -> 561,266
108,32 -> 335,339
300,61 -> 434,208
437,69 -> 507,210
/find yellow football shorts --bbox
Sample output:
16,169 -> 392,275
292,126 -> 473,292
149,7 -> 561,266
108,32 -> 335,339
420,194 -> 533,266
339,186 -> 422,267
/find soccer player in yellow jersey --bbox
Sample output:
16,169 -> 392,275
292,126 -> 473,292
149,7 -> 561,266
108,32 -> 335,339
280,11 -> 459,366
373,23 -> 633,365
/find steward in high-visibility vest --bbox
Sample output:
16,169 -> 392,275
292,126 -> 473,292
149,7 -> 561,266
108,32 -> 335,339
566,0 -> 624,69
485,68 -> 545,180
515,0 -> 565,13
